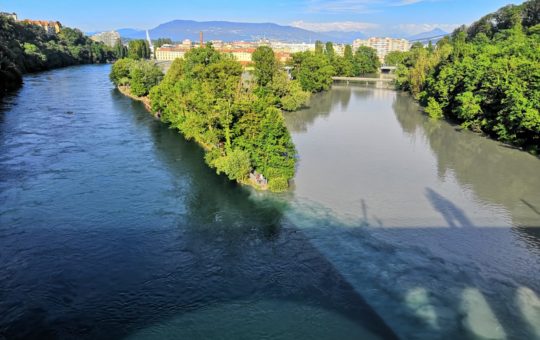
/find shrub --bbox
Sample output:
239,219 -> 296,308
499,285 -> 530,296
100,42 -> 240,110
212,149 -> 252,181
268,177 -> 289,192
425,97 -> 444,119
110,58 -> 134,85
126,60 -> 163,97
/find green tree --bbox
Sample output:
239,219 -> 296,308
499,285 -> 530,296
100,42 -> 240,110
144,45 -> 298,190
109,58 -> 135,85
269,71 -> 310,111
252,46 -> 278,87
112,59 -> 163,96
325,42 -> 335,59
425,97 -> 444,119
455,91 -> 482,125
344,44 -> 353,60
292,52 -> 334,92
315,40 -> 324,54
58,27 -> 85,45
154,38 -> 173,49
523,0 -> 540,28
395,0 -> 540,152
255,107 -> 296,181
128,39 -> 150,60
114,39 -> 127,59
353,46 -> 380,75
212,148 -> 252,180
0,15 -> 114,95
332,56 -> 354,77
384,51 -> 408,66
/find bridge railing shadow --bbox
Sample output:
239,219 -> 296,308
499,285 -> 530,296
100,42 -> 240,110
282,190 -> 540,340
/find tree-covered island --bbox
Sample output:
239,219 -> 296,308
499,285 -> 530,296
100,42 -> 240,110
111,45 -> 311,191
109,40 -> 383,191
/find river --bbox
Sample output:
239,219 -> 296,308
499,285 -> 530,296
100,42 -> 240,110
0,65 -> 539,339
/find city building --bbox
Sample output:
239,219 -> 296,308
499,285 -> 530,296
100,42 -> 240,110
181,39 -> 192,48
209,40 -> 224,49
22,19 -> 62,35
91,31 -> 121,48
156,41 -> 292,65
221,48 -> 256,66
353,37 -> 411,62
0,12 -> 18,21
274,51 -> 292,63
155,45 -> 191,61
267,41 -> 315,53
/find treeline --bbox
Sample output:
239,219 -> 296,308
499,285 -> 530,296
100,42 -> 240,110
109,58 -> 163,96
0,15 -> 115,95
394,0 -> 540,153
111,45 -> 308,191
112,38 -> 167,60
289,41 -> 380,92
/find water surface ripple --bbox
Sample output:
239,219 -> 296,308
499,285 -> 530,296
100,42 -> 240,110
1,65 -> 539,339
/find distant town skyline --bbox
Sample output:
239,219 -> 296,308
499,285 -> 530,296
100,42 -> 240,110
2,0 -> 524,35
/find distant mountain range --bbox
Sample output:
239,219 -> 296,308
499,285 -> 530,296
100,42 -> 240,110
94,20 -> 447,44
116,20 -> 337,43
408,28 -> 449,43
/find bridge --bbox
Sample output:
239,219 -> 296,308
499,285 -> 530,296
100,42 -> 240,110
381,65 -> 397,73
332,76 -> 395,84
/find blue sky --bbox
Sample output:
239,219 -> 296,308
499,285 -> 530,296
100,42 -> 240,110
2,0 -> 524,35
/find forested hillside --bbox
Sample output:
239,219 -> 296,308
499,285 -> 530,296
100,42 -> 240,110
393,0 -> 540,153
0,15 -> 114,96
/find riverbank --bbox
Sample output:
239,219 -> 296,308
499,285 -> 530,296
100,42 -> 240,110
116,85 -> 153,114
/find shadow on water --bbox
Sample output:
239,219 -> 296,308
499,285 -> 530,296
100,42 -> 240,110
425,188 -> 473,228
0,89 -> 396,339
287,193 -> 540,340
284,84 -> 540,339
521,199 -> 540,216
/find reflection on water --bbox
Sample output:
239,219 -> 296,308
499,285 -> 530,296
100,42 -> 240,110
284,84 -> 540,339
393,92 -> 540,226
392,91 -> 540,252
286,84 -> 540,231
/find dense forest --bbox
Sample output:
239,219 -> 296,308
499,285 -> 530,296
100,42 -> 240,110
111,46 -> 307,191
0,14 -> 114,96
393,0 -> 540,153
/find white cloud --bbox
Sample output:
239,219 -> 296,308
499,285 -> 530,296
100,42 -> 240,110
394,0 -> 425,5
292,20 -> 379,32
290,20 -> 460,37
396,23 -> 460,35
305,0 -> 430,13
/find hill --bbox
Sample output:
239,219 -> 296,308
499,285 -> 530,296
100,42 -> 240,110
408,28 -> 449,43
116,20 -> 366,43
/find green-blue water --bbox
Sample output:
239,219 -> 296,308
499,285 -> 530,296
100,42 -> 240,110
1,65 -> 539,339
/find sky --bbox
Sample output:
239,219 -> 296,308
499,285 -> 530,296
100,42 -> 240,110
1,0 -> 524,35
